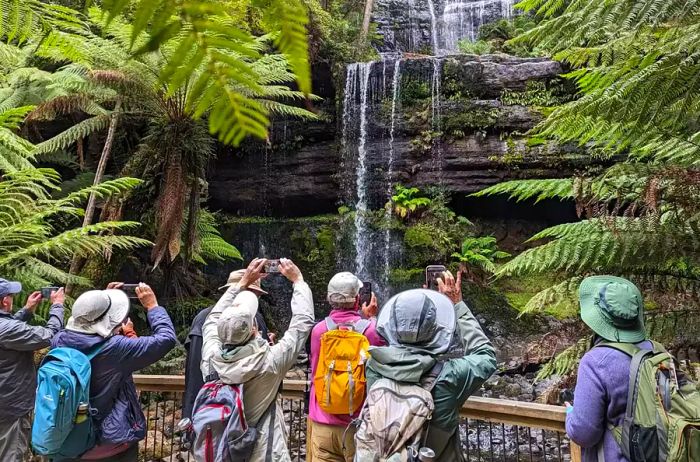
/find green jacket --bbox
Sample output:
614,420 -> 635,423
366,301 -> 497,461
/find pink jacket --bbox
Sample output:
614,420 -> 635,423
308,310 -> 385,426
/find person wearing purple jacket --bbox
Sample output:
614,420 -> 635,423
566,276 -> 651,462
51,283 -> 177,461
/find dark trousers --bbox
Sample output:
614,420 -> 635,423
54,443 -> 138,462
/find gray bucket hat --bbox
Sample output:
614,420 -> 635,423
579,275 -> 646,343
376,289 -> 456,355
66,289 -> 130,338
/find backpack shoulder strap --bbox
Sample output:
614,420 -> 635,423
325,317 -> 337,331
353,318 -> 371,335
420,361 -> 444,392
84,342 -> 107,361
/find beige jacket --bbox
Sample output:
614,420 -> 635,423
201,281 -> 314,461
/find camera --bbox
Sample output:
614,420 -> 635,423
263,259 -> 281,273
359,282 -> 372,306
40,287 -> 59,300
425,265 -> 446,291
121,284 -> 139,299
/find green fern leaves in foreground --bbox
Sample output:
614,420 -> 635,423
0,169 -> 150,290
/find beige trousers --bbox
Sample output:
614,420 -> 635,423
307,420 -> 356,462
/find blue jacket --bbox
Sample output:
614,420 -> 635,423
51,306 -> 176,445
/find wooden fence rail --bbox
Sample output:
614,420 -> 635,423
133,375 -> 581,462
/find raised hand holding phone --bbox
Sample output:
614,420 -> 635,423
437,270 -> 462,304
361,292 -> 379,318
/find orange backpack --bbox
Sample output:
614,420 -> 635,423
314,318 -> 371,415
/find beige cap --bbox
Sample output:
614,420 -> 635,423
66,289 -> 130,338
217,291 -> 259,346
327,272 -> 363,304
219,269 -> 268,295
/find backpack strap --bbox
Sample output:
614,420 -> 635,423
420,361 -> 445,392
84,342 -> 106,360
325,317 -> 371,334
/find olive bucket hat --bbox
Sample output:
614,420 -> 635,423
579,275 -> 646,343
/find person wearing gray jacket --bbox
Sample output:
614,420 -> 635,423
200,258 -> 314,461
0,279 -> 66,461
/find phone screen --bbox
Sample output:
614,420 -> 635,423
425,265 -> 447,290
263,259 -> 281,273
359,282 -> 372,306
121,284 -> 139,299
41,287 -> 59,300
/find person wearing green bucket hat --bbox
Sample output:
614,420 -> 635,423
566,275 -> 653,462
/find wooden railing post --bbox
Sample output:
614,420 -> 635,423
570,442 -> 582,462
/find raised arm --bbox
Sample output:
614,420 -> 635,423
0,303 -> 64,351
269,259 -> 314,373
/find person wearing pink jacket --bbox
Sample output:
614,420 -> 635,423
307,272 -> 385,462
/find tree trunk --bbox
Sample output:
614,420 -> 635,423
76,137 -> 85,170
67,100 -> 122,294
361,0 -> 374,43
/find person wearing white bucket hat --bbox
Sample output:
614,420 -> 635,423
50,283 -> 176,461
200,258 -> 315,462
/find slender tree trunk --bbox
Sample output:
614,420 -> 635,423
76,137 -> 85,170
67,100 -> 122,294
361,0 -> 374,43
83,99 -> 122,227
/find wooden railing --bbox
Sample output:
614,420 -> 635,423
134,375 -> 581,462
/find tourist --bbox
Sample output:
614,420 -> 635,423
0,280 -> 65,461
51,282 -> 177,461
182,268 -> 272,420
565,276 -> 653,462
200,258 -> 314,460
307,272 -> 385,462
357,271 -> 497,461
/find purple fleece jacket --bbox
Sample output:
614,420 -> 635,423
566,340 -> 652,462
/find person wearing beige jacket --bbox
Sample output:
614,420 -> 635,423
200,258 -> 314,461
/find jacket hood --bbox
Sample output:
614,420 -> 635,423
367,346 -> 436,383
211,336 -> 269,384
53,329 -> 105,350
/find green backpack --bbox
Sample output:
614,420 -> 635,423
598,341 -> 700,462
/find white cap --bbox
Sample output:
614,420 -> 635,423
217,291 -> 259,346
66,289 -> 130,338
327,272 -> 363,304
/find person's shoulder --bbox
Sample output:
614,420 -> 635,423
582,344 -> 629,368
311,318 -> 329,336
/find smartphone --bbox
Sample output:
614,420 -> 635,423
121,284 -> 139,299
41,287 -> 59,300
425,265 -> 447,290
359,282 -> 372,306
263,259 -> 281,273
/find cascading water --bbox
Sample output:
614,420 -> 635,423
431,57 -> 444,177
382,59 -> 402,288
350,63 -> 373,280
440,0 -> 515,52
426,0 -> 440,54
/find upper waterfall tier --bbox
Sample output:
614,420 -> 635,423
374,0 -> 515,54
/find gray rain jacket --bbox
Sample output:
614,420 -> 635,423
0,304 -> 64,419
201,282 -> 314,462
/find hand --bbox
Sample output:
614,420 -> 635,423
135,283 -> 158,310
50,287 -> 65,305
122,317 -> 134,331
267,332 -> 277,345
279,258 -> 303,283
106,282 -> 124,290
25,292 -> 43,312
239,258 -> 267,289
361,292 -> 379,318
437,270 -> 462,305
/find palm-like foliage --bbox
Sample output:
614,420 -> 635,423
387,185 -> 432,219
474,0 -> 700,374
451,236 -> 510,284
0,168 -> 149,289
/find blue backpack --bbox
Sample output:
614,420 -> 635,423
32,343 -> 104,458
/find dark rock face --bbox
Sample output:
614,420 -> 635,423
207,55 -> 582,218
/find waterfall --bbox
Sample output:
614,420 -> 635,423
440,0 -> 515,52
382,59 -> 402,289
431,58 -> 443,176
351,62 -> 373,280
426,0 -> 440,55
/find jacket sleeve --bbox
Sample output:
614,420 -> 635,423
13,308 -> 32,322
201,286 -> 242,379
565,351 -> 607,448
268,281 -> 314,374
0,304 -> 64,351
447,301 -> 497,403
110,306 -> 177,372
